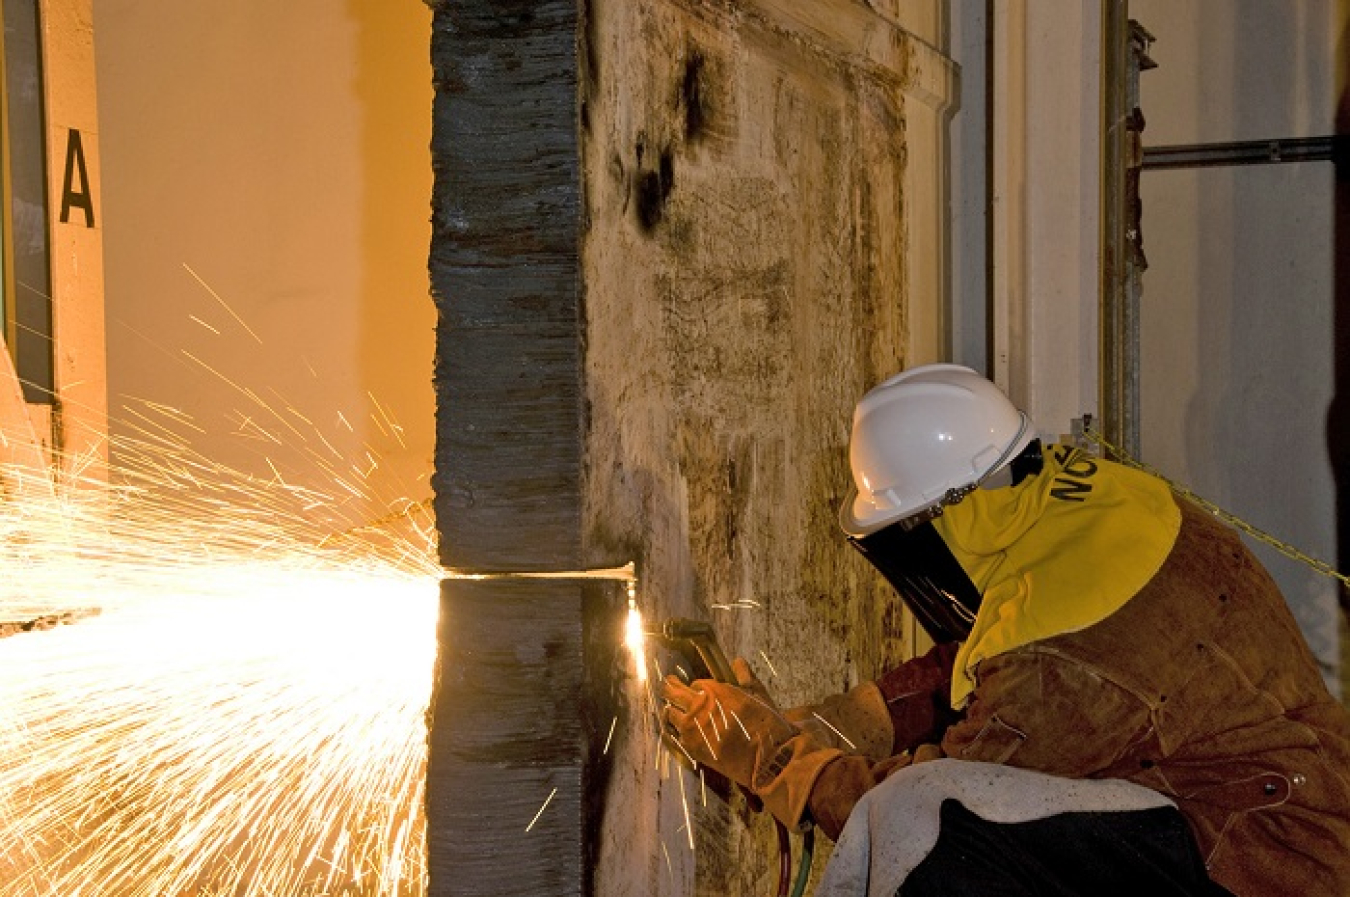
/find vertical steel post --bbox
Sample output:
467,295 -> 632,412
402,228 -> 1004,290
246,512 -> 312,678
1100,3 -> 1153,458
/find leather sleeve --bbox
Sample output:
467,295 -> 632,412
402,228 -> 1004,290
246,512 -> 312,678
940,648 -> 1153,776
874,640 -> 964,754
806,649 -> 1151,840
803,642 -> 964,840
806,755 -> 881,840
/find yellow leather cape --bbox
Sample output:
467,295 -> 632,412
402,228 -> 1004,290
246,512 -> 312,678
933,443 -> 1181,707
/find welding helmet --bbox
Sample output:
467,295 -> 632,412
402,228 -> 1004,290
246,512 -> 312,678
839,364 -> 1040,643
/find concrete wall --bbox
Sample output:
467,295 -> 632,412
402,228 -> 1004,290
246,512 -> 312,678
428,1 -> 954,894
580,6 -> 951,892
94,0 -> 433,515
1131,0 -> 1345,689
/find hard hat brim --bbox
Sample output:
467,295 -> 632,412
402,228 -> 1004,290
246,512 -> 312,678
839,484 -> 930,538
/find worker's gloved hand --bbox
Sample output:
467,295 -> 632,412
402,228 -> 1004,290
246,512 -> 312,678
785,681 -> 894,764
662,658 -> 842,830
872,741 -> 947,780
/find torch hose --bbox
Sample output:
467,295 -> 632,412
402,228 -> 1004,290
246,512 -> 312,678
775,820 -> 791,897
773,822 -> 815,897
791,827 -> 815,897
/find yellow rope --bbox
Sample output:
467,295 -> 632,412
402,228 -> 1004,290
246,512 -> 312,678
1084,428 -> 1350,589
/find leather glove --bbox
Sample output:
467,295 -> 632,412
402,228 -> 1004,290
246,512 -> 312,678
662,658 -> 842,830
871,741 -> 946,780
785,681 -> 894,763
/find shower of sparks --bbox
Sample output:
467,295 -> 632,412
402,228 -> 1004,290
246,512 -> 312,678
182,263 -> 264,345
524,788 -> 558,834
709,599 -> 761,611
676,768 -> 694,851
625,585 -> 647,683
0,379 -> 438,896
188,314 -> 222,335
692,719 -> 717,762
811,711 -> 858,751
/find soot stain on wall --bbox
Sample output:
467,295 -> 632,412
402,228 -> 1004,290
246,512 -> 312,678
681,49 -> 708,142
635,144 -> 676,232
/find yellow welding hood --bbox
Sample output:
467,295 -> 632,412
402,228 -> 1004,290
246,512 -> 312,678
933,443 -> 1182,708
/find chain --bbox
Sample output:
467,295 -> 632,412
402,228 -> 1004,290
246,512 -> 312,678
1084,427 -> 1350,590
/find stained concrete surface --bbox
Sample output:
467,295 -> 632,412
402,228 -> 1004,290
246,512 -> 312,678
578,2 -> 946,893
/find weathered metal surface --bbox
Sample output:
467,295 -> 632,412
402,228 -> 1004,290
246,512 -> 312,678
429,0 -> 583,573
427,576 -> 625,897
427,4 -> 593,895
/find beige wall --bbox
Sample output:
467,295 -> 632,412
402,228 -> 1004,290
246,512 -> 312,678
1132,0 -> 1344,688
986,0 -> 1104,437
94,1 -> 434,523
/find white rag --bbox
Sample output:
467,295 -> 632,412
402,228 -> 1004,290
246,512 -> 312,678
816,759 -> 1175,897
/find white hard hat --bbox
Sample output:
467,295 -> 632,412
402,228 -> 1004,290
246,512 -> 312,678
839,364 -> 1035,536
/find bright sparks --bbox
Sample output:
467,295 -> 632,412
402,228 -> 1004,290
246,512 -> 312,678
624,579 -> 647,683
0,392 -> 439,895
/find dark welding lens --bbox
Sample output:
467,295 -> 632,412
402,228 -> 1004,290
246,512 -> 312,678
980,439 -> 1044,492
849,520 -> 982,644
1009,439 -> 1044,486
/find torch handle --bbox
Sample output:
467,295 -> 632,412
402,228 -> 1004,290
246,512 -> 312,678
688,634 -> 735,684
648,617 -> 736,684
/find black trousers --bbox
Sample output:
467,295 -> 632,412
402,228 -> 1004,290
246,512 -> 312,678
899,800 -> 1235,897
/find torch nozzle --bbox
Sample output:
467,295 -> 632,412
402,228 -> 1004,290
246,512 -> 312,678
645,617 -> 715,639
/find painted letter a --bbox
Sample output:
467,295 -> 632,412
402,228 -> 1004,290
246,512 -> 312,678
60,128 -> 95,228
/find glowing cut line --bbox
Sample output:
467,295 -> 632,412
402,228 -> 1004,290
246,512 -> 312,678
442,561 -> 636,582
626,601 -> 648,683
445,563 -> 648,684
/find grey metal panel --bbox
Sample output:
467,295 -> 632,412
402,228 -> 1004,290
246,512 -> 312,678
428,0 -> 582,573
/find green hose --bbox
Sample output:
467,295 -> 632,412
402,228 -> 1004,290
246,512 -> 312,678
790,828 -> 815,897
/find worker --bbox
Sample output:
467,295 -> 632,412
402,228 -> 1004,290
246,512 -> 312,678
662,363 -> 1350,896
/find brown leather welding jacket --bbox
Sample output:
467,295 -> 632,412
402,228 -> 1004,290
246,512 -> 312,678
809,498 -> 1350,896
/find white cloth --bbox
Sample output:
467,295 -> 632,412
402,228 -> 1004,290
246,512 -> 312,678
815,759 -> 1175,897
